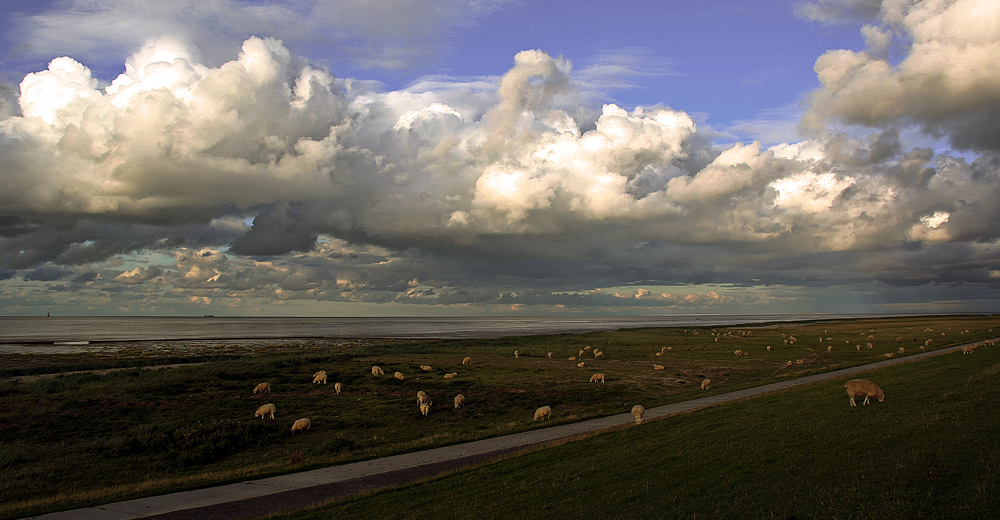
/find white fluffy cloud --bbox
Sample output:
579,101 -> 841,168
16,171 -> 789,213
2,7 -> 1000,314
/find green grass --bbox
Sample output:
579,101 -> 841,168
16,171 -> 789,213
272,335 -> 1000,520
0,315 -> 997,519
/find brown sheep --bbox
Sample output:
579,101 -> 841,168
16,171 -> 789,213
700,378 -> 711,390
845,379 -> 885,407
312,372 -> 327,384
462,357 -> 472,365
589,373 -> 605,383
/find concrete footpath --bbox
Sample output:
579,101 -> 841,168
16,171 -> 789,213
25,340 -> 991,520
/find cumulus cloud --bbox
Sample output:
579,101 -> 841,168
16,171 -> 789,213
1,11 -> 1000,314
802,0 -> 1000,151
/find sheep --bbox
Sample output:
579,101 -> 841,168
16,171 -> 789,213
867,343 -> 874,349
589,373 -> 605,383
416,390 -> 431,405
420,402 -> 432,416
655,352 -> 663,357
884,353 -> 894,358
653,364 -> 665,370
454,394 -> 466,409
420,365 -> 433,372
394,371 -> 405,381
334,382 -> 342,394
313,370 -> 326,378
568,356 -> 577,361
827,345 -> 833,352
594,350 -> 603,359
547,352 -> 553,358
584,346 -> 592,351
514,350 -> 519,358
856,344 -> 862,351
291,418 -> 311,434
631,404 -> 645,424
312,372 -> 327,384
897,347 -> 905,354
255,403 -> 276,419
701,378 -> 711,390
372,366 -> 384,376
577,362 -> 586,368
766,345 -> 772,351
462,356 -> 472,365
444,372 -> 457,378
734,350 -> 743,356
534,405 -> 552,421
253,382 -> 271,395
962,345 -> 975,355
845,379 -> 885,407
578,350 -> 585,357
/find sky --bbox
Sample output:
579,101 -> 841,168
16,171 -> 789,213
0,0 -> 999,317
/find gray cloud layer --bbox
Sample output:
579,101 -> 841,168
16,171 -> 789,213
1,0 -> 999,315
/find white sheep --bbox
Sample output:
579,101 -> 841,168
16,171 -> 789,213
845,379 -> 885,407
334,382 -> 342,394
394,371 -> 405,381
454,394 -> 465,409
255,403 -> 276,419
417,390 -> 431,405
514,350 -> 519,358
547,352 -> 553,358
312,372 -> 327,384
253,382 -> 271,395
420,402 -> 431,416
701,378 -> 711,390
589,373 -> 605,383
462,356 -> 472,365
631,404 -> 645,424
568,356 -> 577,361
420,365 -> 433,372
577,362 -> 586,368
962,345 -> 975,355
443,372 -> 457,378
372,366 -> 384,376
534,405 -> 552,421
291,418 -> 311,434
653,364 -> 665,371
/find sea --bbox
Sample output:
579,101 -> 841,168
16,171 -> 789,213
1,314 -> 873,347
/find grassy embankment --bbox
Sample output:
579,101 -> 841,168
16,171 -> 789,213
272,329 -> 1000,520
0,315 -> 997,519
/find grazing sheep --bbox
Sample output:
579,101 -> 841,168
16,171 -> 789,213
420,402 -> 431,416
766,346 -> 771,351
897,347 -> 905,354
462,356 -> 472,365
962,345 -> 975,355
590,373 -> 605,383
313,370 -> 326,378
334,382 -> 342,394
653,364 -> 665,371
701,379 -> 711,390
443,372 -> 457,378
394,371 -> 405,381
845,379 -> 885,407
313,372 -> 327,384
514,350 -> 519,358
420,365 -> 433,372
291,418 -> 311,434
884,353 -> 894,358
547,352 -> 553,358
631,404 -> 645,423
416,390 -> 431,405
372,366 -> 384,376
925,339 -> 933,346
584,346 -> 592,351
454,394 -> 466,409
856,344 -> 862,351
920,345 -> 926,352
255,403 -> 276,419
867,343 -> 874,349
253,382 -> 271,395
577,362 -> 586,368
578,350 -> 585,357
534,406 -> 552,421
734,349 -> 744,356
594,350 -> 603,358
827,345 -> 833,352
655,352 -> 663,357
569,356 -> 577,361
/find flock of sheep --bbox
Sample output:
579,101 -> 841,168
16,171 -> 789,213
247,326 -> 995,436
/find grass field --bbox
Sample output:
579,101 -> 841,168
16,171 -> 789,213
272,333 -> 1000,520
0,315 -> 997,519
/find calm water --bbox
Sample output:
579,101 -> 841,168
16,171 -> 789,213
0,314 -> 865,344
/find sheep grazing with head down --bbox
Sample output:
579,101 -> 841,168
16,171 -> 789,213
462,356 -> 472,365
534,405 -> 552,421
454,394 -> 466,409
845,379 -> 885,407
590,373 -> 605,383
313,372 -> 327,384
334,382 -> 342,394
372,366 -> 384,376
420,402 -> 432,416
420,365 -> 433,372
291,418 -> 311,434
514,350 -> 519,358
962,345 -> 975,355
394,372 -> 405,381
654,365 -> 665,371
253,382 -> 271,395
701,379 -> 711,390
416,390 -> 431,405
631,404 -> 645,424
255,403 -> 276,419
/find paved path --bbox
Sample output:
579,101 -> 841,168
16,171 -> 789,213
25,340 -> 992,520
